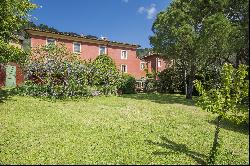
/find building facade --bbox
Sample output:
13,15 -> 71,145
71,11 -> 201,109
26,29 -> 147,79
0,29 -> 168,87
142,54 -> 168,74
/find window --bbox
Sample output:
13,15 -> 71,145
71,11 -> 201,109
46,38 -> 56,45
121,50 -> 128,59
99,46 -> 107,55
121,64 -> 127,73
158,60 -> 162,67
73,42 -> 81,53
140,62 -> 146,70
171,59 -> 175,65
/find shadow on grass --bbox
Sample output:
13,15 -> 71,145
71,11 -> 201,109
0,89 -> 8,103
209,118 -> 249,135
0,88 -> 18,103
146,136 -> 207,165
121,93 -> 196,106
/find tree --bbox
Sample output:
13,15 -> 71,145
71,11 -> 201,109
35,23 -> 58,32
23,21 -> 59,33
150,0 -> 248,99
0,39 -> 28,65
199,0 -> 249,68
0,0 -> 37,42
194,63 -> 249,164
226,0 -> 249,67
0,0 -> 37,64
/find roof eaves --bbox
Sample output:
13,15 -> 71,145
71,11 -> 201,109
25,28 -> 140,47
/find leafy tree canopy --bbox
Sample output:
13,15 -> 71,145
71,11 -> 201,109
0,0 -> 36,65
0,0 -> 37,42
150,0 -> 249,99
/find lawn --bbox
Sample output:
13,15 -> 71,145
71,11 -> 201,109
0,93 -> 249,165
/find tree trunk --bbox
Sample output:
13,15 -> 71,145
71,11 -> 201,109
184,69 -> 187,96
235,54 -> 240,68
207,115 -> 222,165
186,65 -> 195,99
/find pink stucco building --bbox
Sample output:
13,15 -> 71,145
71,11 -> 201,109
0,29 -> 168,87
26,29 -> 147,79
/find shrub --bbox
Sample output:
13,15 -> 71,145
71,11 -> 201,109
145,68 -> 157,79
157,66 -> 184,93
91,54 -> 122,95
119,73 -> 136,94
144,78 -> 158,92
19,45 -> 123,98
19,44 -> 91,98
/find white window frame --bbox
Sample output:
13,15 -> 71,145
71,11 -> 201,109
158,60 -> 162,67
121,50 -> 128,59
99,46 -> 107,55
171,59 -> 175,66
121,64 -> 127,73
46,38 -> 56,46
73,42 -> 81,53
140,62 -> 146,70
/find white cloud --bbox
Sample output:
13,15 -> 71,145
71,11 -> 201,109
137,4 -> 157,20
122,0 -> 129,3
138,7 -> 145,14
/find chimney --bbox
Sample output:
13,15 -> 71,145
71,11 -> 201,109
100,36 -> 108,40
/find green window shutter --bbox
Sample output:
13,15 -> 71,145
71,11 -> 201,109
5,65 -> 16,87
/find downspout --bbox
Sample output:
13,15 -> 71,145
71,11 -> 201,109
156,57 -> 158,73
155,57 -> 158,80
106,41 -> 109,55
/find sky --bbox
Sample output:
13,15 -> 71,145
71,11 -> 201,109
30,0 -> 172,48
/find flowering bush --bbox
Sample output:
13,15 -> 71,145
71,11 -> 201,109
19,44 -> 122,98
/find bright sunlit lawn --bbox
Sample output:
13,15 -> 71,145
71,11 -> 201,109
0,93 -> 248,165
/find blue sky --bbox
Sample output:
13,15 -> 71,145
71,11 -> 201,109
30,0 -> 171,48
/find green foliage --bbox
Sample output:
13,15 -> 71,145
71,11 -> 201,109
150,0 -> 249,98
195,66 -> 221,91
33,23 -> 59,32
119,73 -> 136,94
226,0 -> 249,66
0,0 -> 37,42
92,54 -> 123,95
22,21 -> 59,33
194,63 -> 249,164
18,44 -> 90,98
18,45 -> 123,98
145,79 -> 158,93
195,64 -> 249,123
0,39 -> 28,65
158,66 -> 184,94
145,68 -> 157,79
136,48 -> 152,59
0,0 -> 36,66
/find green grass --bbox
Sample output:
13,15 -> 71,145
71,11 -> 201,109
0,93 -> 249,165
